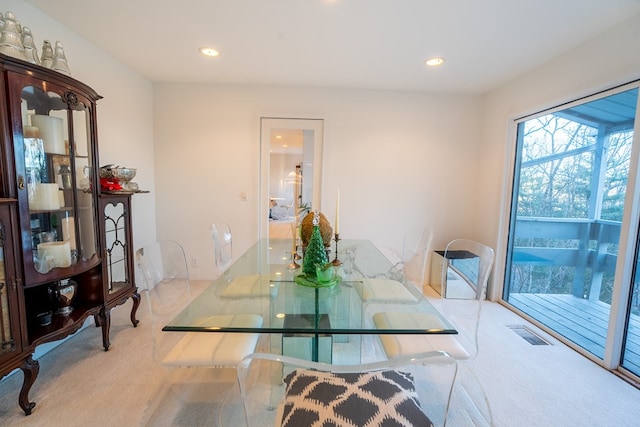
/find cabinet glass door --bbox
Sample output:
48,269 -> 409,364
103,201 -> 129,295
20,85 -> 97,275
0,206 -> 18,356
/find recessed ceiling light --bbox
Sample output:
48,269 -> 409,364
425,57 -> 445,67
199,47 -> 219,57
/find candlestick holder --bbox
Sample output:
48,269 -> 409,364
294,243 -> 302,260
332,233 -> 342,266
287,250 -> 301,270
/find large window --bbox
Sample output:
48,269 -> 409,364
503,84 -> 640,378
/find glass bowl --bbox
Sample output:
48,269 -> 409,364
99,166 -> 137,185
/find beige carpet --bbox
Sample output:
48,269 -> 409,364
1,280 -> 639,426
0,280 -> 247,426
471,300 -> 640,426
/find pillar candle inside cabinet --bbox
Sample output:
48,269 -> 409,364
37,241 -> 71,268
31,114 -> 66,154
32,183 -> 61,210
61,216 -> 76,251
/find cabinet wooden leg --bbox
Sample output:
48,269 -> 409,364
100,309 -> 111,351
19,355 -> 39,415
130,289 -> 141,327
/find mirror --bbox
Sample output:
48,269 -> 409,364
260,118 -> 324,239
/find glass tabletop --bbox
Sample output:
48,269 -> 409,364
163,238 -> 456,335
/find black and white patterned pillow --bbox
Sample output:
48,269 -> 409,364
280,368 -> 434,427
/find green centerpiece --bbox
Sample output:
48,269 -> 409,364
296,211 -> 340,288
302,212 -> 329,276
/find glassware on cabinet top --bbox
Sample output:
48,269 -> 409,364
21,27 -> 39,65
0,12 -> 26,60
51,41 -> 71,76
40,40 -> 53,68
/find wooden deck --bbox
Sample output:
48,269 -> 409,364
508,293 -> 640,374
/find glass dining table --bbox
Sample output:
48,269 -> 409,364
163,238 -> 456,363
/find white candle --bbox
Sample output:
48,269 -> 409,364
335,189 -> 340,235
38,241 -> 71,268
61,216 -> 76,251
291,222 -> 297,252
33,183 -> 61,210
31,115 -> 65,154
21,99 -> 28,125
293,169 -> 299,218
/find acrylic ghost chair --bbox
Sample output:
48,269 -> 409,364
400,224 -> 434,290
362,225 -> 433,304
373,238 -> 494,360
135,240 -> 263,424
210,223 -> 275,299
237,351 -> 458,427
211,223 -> 233,274
372,239 -> 495,426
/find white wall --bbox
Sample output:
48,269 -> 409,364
7,1 -> 157,280
481,12 -> 640,300
154,84 -> 482,279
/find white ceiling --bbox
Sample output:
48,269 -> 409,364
22,0 -> 640,94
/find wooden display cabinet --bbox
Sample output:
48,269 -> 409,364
0,53 -> 139,415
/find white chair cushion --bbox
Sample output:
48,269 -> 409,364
220,274 -> 275,298
372,311 -> 470,360
162,314 -> 262,366
360,278 -> 418,303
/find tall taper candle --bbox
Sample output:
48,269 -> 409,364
61,216 -> 76,251
291,222 -> 297,252
335,189 -> 340,234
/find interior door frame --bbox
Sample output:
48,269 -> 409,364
259,117 -> 324,239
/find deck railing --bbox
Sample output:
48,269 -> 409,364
511,217 -> 621,301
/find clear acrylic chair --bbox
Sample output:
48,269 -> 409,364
135,240 -> 262,368
401,225 -> 434,289
373,238 -> 494,360
371,240 -> 495,426
237,351 -> 457,427
211,223 -> 233,274
379,225 -> 433,284
135,240 -> 263,425
210,223 -> 275,299
364,225 -> 433,304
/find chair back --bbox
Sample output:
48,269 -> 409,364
442,239 -> 494,301
136,240 -> 191,289
402,225 -> 433,288
440,239 -> 495,360
135,240 -> 192,366
237,351 -> 457,427
211,223 -> 233,273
